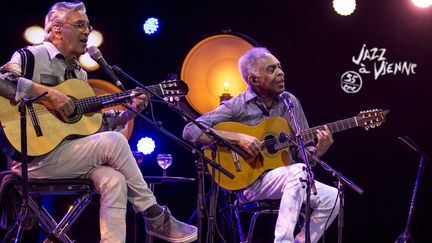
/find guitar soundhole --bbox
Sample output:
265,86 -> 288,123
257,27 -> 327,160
60,96 -> 82,124
64,110 -> 82,124
264,135 -> 278,154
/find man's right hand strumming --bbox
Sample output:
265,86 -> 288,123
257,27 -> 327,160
30,82 -> 75,119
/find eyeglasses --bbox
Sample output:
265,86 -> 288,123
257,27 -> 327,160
63,21 -> 93,32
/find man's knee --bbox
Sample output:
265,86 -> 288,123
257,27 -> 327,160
99,131 -> 130,150
91,167 -> 127,196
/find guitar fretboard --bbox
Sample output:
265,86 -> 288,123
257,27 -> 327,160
74,91 -> 131,113
301,117 -> 358,141
72,85 -> 164,114
273,117 -> 359,151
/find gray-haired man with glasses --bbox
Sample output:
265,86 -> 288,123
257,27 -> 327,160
0,1 -> 197,242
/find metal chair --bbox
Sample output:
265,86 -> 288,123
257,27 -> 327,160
0,170 -> 95,243
233,199 -> 280,243
233,198 -> 305,243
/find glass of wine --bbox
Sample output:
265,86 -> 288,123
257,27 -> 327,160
156,154 -> 172,177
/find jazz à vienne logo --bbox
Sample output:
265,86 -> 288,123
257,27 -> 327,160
341,44 -> 417,93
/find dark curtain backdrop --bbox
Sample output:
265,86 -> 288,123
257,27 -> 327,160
1,1 -> 431,242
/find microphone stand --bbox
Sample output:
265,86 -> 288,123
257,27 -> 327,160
112,66 -> 238,243
285,137 -> 365,243
3,92 -> 48,243
284,99 -> 315,243
395,136 -> 429,243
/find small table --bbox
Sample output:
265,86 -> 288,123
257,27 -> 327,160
144,176 -> 195,191
143,176 -> 195,243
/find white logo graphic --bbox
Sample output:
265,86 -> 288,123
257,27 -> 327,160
341,44 -> 417,93
341,71 -> 362,93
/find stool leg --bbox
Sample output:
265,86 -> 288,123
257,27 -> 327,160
27,196 -> 58,234
53,193 -> 92,241
234,207 -> 246,243
245,209 -> 279,243
245,212 -> 262,243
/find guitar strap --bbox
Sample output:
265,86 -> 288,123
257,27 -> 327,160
253,99 -> 270,117
17,48 -> 35,80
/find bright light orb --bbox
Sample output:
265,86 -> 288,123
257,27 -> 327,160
79,53 -> 99,71
87,30 -> 103,47
137,137 -> 156,155
412,0 -> 432,8
143,17 -> 160,36
24,26 -> 45,44
333,0 -> 356,16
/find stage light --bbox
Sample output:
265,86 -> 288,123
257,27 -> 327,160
137,137 -> 156,155
24,26 -> 45,44
143,17 -> 160,36
78,29 -> 103,71
412,0 -> 432,8
79,53 -> 99,71
87,29 -> 103,47
181,33 -> 256,115
333,0 -> 356,16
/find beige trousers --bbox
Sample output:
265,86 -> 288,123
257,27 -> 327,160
11,131 -> 157,243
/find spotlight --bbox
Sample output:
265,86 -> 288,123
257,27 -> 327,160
79,53 -> 99,71
24,26 -> 45,44
87,29 -> 103,47
412,0 -> 432,8
137,137 -> 156,155
78,30 -> 103,71
333,0 -> 356,16
143,17 -> 160,36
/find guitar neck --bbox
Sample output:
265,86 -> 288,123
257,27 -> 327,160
74,85 -> 161,114
273,116 -> 359,151
301,117 -> 359,141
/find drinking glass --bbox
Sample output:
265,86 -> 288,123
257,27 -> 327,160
156,154 -> 172,177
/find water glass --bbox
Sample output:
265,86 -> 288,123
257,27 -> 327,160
157,154 -> 172,176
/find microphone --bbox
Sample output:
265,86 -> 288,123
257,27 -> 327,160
279,91 -> 294,110
87,46 -> 126,91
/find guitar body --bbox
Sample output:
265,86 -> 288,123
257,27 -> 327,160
0,78 -> 189,161
203,109 -> 389,191
0,79 -> 102,159
204,117 -> 293,191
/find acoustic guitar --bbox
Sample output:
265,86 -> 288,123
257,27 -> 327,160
204,109 -> 388,191
0,78 -> 188,160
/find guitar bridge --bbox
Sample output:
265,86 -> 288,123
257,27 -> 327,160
231,151 -> 242,172
27,103 -> 43,137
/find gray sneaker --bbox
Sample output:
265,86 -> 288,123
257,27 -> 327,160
144,206 -> 197,243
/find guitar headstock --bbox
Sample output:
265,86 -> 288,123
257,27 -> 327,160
159,79 -> 189,102
356,109 -> 389,130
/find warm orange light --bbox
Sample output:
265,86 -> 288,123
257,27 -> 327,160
181,34 -> 254,114
88,79 -> 134,139
223,81 -> 230,93
79,53 -> 99,71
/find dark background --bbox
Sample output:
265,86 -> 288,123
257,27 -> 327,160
1,0 -> 431,242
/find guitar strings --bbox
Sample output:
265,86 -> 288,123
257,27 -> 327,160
22,82 -> 182,122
